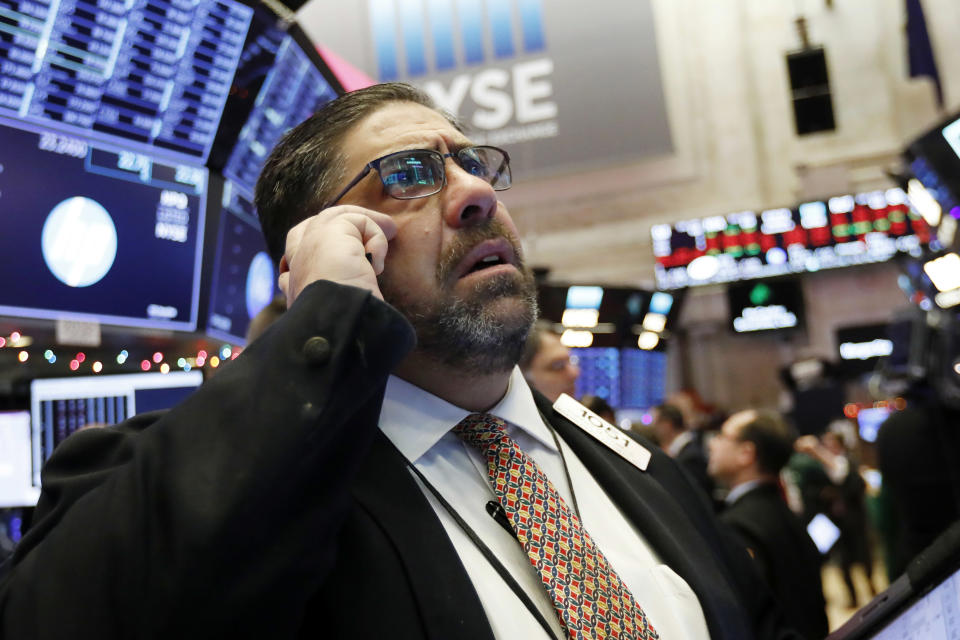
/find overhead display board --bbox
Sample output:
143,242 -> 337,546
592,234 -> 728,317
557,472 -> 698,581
652,188 -> 931,290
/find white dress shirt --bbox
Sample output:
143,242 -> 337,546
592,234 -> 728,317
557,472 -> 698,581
379,367 -> 711,640
666,429 -> 696,458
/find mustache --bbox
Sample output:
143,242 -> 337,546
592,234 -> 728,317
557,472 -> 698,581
435,220 -> 526,285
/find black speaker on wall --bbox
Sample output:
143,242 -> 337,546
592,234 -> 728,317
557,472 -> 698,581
786,47 -> 836,135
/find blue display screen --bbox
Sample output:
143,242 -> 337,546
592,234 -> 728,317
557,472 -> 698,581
206,179 -> 277,344
619,349 -> 667,409
222,32 -> 338,193
0,117 -> 206,329
573,347 -> 668,410
573,347 -> 620,407
0,0 -> 254,162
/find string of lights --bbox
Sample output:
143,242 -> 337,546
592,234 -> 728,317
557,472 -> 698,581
0,330 -> 242,374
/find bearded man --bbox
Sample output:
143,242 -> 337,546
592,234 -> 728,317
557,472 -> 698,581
1,83 -> 800,640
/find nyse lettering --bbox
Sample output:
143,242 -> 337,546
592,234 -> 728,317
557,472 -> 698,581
423,58 -> 557,131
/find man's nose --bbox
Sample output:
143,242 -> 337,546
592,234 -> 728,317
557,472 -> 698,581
442,162 -> 498,228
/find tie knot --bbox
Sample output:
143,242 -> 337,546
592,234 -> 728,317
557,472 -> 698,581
453,413 -> 509,449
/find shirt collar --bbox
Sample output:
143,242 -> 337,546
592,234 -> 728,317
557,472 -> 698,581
379,366 -> 556,463
724,479 -> 766,505
667,430 -> 694,458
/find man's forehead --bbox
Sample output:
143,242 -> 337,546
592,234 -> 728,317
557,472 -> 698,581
345,101 -> 471,157
723,410 -> 755,437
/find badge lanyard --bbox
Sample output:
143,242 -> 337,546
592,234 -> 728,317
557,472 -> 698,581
405,416 -> 580,640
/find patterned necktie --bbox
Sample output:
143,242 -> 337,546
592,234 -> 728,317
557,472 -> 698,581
454,413 -> 659,640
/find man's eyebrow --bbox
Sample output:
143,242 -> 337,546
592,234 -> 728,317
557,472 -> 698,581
447,140 -> 475,153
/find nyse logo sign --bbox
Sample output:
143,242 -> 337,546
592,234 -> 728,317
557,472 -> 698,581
368,0 -> 558,145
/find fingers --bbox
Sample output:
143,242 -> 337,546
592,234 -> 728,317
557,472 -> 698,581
280,205 -> 398,304
352,212 -> 395,275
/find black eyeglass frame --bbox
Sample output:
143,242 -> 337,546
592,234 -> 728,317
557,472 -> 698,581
321,145 -> 511,209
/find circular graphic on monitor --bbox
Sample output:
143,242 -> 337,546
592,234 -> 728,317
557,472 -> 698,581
246,251 -> 276,319
41,197 -> 118,288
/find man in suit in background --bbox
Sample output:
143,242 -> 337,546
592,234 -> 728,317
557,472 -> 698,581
2,83 -> 799,639
520,322 -> 581,402
708,409 -> 829,640
653,403 -> 715,499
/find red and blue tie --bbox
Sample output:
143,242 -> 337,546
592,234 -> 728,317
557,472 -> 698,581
454,413 -> 659,640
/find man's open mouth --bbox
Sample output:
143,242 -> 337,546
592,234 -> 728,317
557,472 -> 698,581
455,239 -> 516,280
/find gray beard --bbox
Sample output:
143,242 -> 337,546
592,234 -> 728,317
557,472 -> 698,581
378,224 -> 539,373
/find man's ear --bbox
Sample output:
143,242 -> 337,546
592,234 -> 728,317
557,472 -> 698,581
738,440 -> 758,468
277,256 -> 291,306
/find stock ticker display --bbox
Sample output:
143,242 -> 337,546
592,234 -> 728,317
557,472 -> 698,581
0,0 -> 254,161
222,32 -> 338,192
652,188 -> 931,290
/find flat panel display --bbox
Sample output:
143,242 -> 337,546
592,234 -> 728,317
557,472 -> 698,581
573,347 -> 620,407
206,179 -> 278,344
906,111 -> 960,225
727,279 -> 805,334
620,349 -> 667,409
207,12 -> 341,192
0,411 -> 39,508
0,117 -> 206,330
572,347 -> 669,409
653,189 -> 930,289
29,371 -> 203,487
0,0 -> 255,162
870,568 -> 960,639
220,29 -> 338,192
836,323 -> 894,377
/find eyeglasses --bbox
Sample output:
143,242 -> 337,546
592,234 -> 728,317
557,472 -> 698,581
322,145 -> 511,209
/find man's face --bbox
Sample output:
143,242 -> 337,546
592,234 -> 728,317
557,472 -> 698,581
336,101 -> 537,371
707,410 -> 754,485
525,332 -> 580,402
652,411 -> 673,445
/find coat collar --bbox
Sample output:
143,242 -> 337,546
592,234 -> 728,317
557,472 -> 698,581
351,432 -> 495,640
531,391 -> 755,640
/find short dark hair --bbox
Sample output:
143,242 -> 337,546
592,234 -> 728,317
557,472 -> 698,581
254,82 -> 461,265
737,410 -> 795,475
655,404 -> 684,431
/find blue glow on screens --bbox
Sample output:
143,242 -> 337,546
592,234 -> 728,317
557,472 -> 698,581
573,348 -> 620,407
620,349 -> 667,409
573,348 -> 668,410
207,179 -> 278,344
0,0 -> 254,163
0,117 -> 206,330
565,286 -> 604,310
223,34 -> 338,193
649,291 -> 674,315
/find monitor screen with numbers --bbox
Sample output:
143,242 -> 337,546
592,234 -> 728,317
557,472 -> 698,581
0,0 -> 256,164
29,371 -> 203,490
0,117 -> 207,330
208,17 -> 341,192
828,523 -> 960,640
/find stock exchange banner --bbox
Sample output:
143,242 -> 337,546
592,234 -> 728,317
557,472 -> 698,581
298,0 -> 674,178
